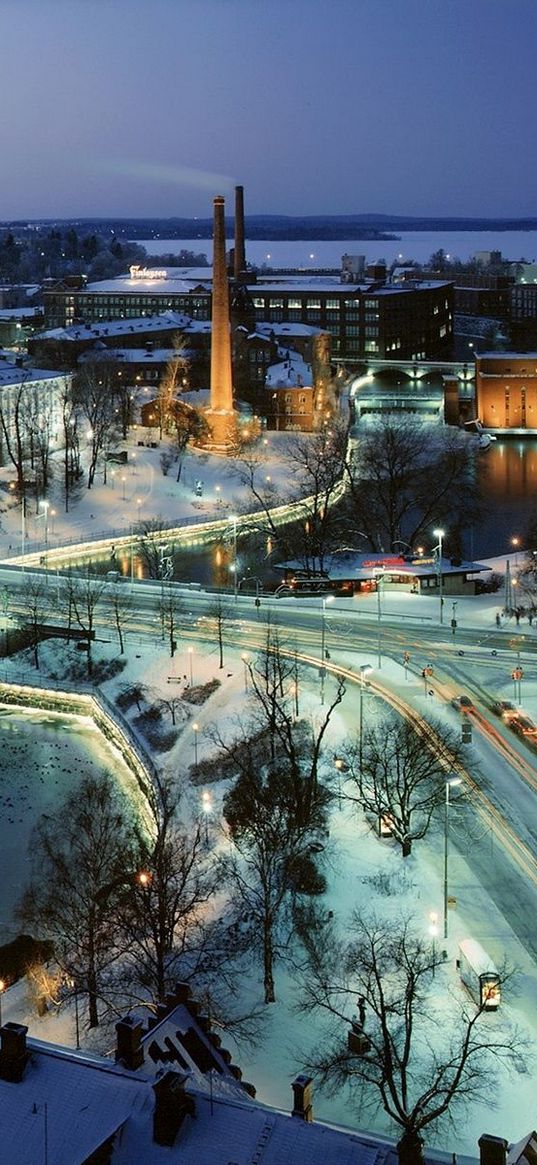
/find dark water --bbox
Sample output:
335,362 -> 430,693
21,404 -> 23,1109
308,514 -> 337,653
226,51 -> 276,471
471,437 -> 537,558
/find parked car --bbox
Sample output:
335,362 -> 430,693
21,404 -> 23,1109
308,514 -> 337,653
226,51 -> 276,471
451,695 -> 474,712
492,699 -> 518,721
510,715 -> 537,739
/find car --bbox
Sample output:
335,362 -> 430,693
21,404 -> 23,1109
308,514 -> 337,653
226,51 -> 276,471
492,699 -> 518,721
451,695 -> 474,712
510,715 -> 537,739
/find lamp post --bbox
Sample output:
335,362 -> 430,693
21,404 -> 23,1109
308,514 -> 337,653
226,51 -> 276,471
433,528 -> 445,624
511,536 -> 520,568
359,664 -> 373,776
444,777 -> 462,939
319,595 -> 334,705
0,978 -> 5,1027
428,911 -> 439,977
374,571 -> 385,668
187,646 -> 194,687
39,500 -> 50,579
193,722 -> 199,767
201,790 -> 212,845
228,515 -> 238,600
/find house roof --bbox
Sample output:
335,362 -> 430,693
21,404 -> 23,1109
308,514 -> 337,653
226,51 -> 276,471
274,552 -> 488,580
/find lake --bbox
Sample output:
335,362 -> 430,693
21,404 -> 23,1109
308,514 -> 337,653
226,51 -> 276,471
134,230 -> 537,269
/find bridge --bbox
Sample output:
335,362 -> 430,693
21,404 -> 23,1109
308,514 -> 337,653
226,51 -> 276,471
334,356 -> 475,381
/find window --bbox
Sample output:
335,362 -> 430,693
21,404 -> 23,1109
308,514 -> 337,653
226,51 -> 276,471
364,340 -> 379,352
365,326 -> 378,337
288,298 -> 302,309
252,297 -> 265,309
325,299 -> 339,309
365,299 -> 378,309
306,298 -> 321,309
269,298 -> 284,308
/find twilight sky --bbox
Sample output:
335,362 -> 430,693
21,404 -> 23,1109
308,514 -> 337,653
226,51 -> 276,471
1,0 -> 537,221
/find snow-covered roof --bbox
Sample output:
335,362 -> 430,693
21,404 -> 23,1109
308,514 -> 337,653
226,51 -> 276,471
254,322 -> 322,338
0,365 -> 70,388
0,307 -> 41,320
85,271 -> 211,295
265,356 -> 312,389
36,311 -> 193,342
78,347 -> 197,366
275,552 -> 488,580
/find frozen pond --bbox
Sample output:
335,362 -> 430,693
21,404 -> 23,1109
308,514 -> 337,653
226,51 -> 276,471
0,706 -> 141,938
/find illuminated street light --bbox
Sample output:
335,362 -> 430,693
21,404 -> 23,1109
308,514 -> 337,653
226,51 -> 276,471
359,664 -> 373,775
228,514 -> 238,600
433,528 -> 445,624
193,717 -> 200,764
444,777 -> 462,938
201,789 -> 212,844
320,595 -> 335,705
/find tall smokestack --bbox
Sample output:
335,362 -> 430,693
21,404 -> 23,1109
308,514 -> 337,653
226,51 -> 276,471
234,184 -> 246,281
206,195 -> 235,449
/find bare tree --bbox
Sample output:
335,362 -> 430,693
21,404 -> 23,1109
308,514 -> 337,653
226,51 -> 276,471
18,773 -> 138,1029
295,909 -> 519,1165
204,593 -> 235,669
105,580 -> 134,655
222,756 -> 330,1004
18,575 -> 53,668
74,363 -> 119,489
344,419 -> 483,554
119,773 -> 218,1004
345,715 -> 467,857
169,400 -> 209,483
62,569 -> 108,676
59,379 -> 82,512
159,582 -> 182,658
135,520 -> 174,579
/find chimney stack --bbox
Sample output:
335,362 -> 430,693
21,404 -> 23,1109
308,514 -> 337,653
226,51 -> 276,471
0,1023 -> 29,1083
207,195 -> 235,449
291,1073 -> 314,1122
153,1071 -> 195,1146
478,1134 -> 508,1165
234,185 -> 246,282
115,1015 -> 144,1071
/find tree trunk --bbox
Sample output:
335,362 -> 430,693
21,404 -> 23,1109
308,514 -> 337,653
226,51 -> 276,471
397,1130 -> 425,1165
263,917 -> 275,1004
402,837 -> 412,858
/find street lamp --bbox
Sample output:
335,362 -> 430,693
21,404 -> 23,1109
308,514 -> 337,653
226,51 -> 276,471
69,978 -> 80,1049
359,664 -> 373,776
187,646 -> 194,686
201,790 -> 212,845
428,911 -> 439,976
192,722 -> 199,767
373,570 -> 386,668
228,515 -> 238,600
433,528 -> 445,625
444,777 -> 462,939
320,595 -> 334,705
0,978 -> 5,1027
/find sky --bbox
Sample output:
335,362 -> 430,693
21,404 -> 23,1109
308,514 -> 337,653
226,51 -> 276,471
1,0 -> 537,221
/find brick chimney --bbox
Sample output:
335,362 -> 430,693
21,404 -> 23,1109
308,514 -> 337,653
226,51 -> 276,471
291,1073 -> 314,1122
0,1023 -> 29,1083
115,1015 -> 144,1071
234,185 -> 247,282
153,1071 -> 195,1146
206,195 -> 235,449
478,1134 -> 508,1165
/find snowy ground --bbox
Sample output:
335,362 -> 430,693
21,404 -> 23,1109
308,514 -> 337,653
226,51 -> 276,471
0,431 -> 534,1154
